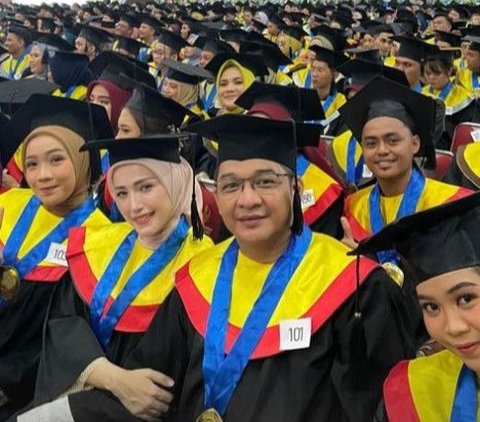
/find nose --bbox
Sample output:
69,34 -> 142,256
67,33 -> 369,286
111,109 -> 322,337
37,162 -> 53,181
236,181 -> 263,209
376,140 -> 389,155
444,309 -> 470,338
128,191 -> 144,215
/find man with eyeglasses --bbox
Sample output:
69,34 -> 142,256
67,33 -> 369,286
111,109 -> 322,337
53,115 -> 414,422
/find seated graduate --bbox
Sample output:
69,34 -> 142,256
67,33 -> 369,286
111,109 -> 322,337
14,134 -> 213,420
49,114 -> 416,422
444,142 -> 480,191
340,76 -> 471,248
0,95 -> 112,419
235,81 -> 344,238
350,192 -> 480,422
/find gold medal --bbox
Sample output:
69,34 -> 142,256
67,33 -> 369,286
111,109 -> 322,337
0,266 -> 21,301
195,408 -> 224,422
381,262 -> 405,287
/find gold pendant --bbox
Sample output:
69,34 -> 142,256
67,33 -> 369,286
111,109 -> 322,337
196,408 -> 224,422
0,266 -> 21,300
381,262 -> 405,287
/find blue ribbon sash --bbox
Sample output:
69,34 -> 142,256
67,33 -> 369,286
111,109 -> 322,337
3,196 -> 95,279
89,216 -> 189,348
346,135 -> 364,186
202,226 -> 312,415
451,365 -> 477,422
369,168 -> 425,263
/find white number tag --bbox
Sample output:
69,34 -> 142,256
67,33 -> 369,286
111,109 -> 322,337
279,318 -> 312,351
45,243 -> 68,267
301,189 -> 315,209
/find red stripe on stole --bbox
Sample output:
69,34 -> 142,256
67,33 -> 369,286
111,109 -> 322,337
175,257 -> 378,359
448,187 -> 472,202
67,227 -> 160,333
303,183 -> 343,225
384,361 -> 421,422
6,159 -> 24,183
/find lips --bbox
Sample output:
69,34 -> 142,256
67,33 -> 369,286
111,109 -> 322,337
133,212 -> 154,226
454,341 -> 480,356
237,215 -> 265,228
38,186 -> 58,195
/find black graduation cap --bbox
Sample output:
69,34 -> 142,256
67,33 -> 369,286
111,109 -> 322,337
50,50 -> 90,69
31,31 -> 74,51
162,59 -> 213,84
114,35 -> 145,58
434,30 -> 461,47
394,36 -> 439,63
219,28 -> 250,43
337,59 -> 409,89
349,191 -> 480,285
194,36 -> 235,54
39,17 -> 59,33
281,25 -> 308,42
89,51 -> 155,89
81,133 -> 183,164
0,79 -> 58,116
4,94 -> 113,180
156,28 -> 188,52
308,45 -> 349,68
310,24 -> 347,50
239,41 -> 292,70
343,47 -> 382,63
125,83 -> 193,132
138,13 -> 161,31
339,76 -> 437,169
235,81 -> 325,122
464,36 -> 480,52
119,13 -> 139,28
205,52 -> 269,78
8,25 -> 32,45
76,24 -> 111,48
186,114 -> 321,171
269,15 -> 285,28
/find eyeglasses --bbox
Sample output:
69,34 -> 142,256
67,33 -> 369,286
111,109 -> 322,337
216,172 -> 293,197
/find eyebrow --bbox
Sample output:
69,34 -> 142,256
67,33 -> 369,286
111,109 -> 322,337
25,148 -> 65,160
417,282 -> 478,301
113,176 -> 157,190
218,169 -> 278,180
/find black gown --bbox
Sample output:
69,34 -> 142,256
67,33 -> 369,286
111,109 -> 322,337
65,265 -> 415,422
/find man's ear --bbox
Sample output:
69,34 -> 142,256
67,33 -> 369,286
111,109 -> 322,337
295,176 -> 304,196
412,134 -> 421,155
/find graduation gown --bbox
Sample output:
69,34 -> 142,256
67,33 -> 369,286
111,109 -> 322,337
66,230 -> 415,422
344,177 -> 472,243
0,189 -> 109,419
444,143 -> 480,191
30,222 -> 213,406
383,349 -> 478,421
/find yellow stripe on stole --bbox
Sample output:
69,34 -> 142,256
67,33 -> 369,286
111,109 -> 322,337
187,232 -> 359,328
82,223 -> 213,306
332,130 -> 363,173
409,350 -> 463,421
347,178 -> 465,232
463,143 -> 480,178
0,188 -> 108,267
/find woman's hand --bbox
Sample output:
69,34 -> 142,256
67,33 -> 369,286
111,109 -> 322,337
112,368 -> 174,421
86,358 -> 174,421
340,216 -> 358,250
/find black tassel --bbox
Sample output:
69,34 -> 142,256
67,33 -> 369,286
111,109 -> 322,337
291,188 -> 304,235
350,254 -> 366,366
190,187 -> 204,241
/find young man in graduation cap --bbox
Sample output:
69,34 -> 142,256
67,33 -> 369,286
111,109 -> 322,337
0,26 -> 32,80
340,76 -> 471,249
349,192 -> 480,421
75,25 -> 110,62
137,15 -> 160,63
54,113 -> 415,422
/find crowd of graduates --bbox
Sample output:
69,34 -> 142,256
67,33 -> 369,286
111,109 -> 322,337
0,0 -> 479,421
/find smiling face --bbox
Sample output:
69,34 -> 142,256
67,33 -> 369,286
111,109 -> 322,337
417,267 -> 480,377
111,163 -> 174,246
217,65 -> 246,111
361,116 -> 420,183
29,44 -> 44,75
215,158 -> 294,249
24,135 -> 77,208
